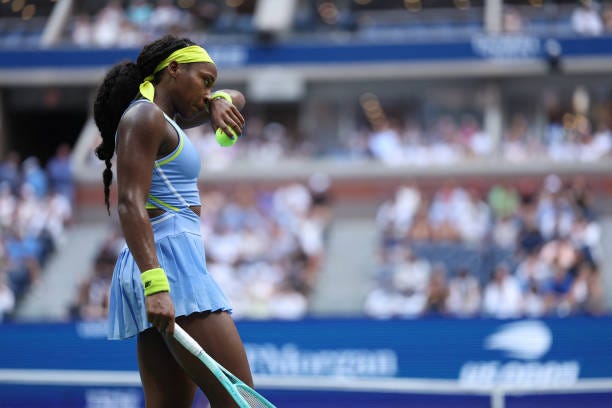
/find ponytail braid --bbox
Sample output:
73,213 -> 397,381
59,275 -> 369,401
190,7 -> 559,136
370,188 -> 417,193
92,35 -> 196,214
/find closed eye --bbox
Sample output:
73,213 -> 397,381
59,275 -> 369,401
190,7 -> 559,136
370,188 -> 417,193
202,76 -> 215,88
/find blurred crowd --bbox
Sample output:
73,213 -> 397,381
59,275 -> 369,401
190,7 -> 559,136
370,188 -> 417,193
343,112 -> 612,165
70,179 -> 333,321
365,176 -> 604,319
0,145 -> 74,321
3,0 -> 612,49
181,118 -> 314,169
67,0 -> 255,48
132,107 -> 610,169
4,139 -> 608,322
503,0 -> 612,36
60,0 -> 612,49
569,0 -> 612,36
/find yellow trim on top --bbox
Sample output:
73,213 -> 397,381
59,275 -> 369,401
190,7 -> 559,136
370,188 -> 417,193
156,132 -> 184,166
147,194 -> 180,212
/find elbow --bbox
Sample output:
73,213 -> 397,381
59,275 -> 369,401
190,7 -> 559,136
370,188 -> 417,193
117,194 -> 144,220
230,90 -> 246,110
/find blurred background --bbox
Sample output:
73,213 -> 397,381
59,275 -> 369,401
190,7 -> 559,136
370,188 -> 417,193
0,0 -> 611,407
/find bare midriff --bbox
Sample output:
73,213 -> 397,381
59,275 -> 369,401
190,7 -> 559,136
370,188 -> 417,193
147,205 -> 201,218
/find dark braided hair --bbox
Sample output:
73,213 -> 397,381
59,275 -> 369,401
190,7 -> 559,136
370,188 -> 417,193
93,35 -> 196,214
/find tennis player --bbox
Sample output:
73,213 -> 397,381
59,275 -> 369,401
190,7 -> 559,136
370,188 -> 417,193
93,35 -> 253,407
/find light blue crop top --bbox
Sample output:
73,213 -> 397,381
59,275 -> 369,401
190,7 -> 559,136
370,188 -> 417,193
118,99 -> 202,212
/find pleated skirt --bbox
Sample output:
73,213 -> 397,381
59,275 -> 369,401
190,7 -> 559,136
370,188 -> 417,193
107,210 -> 231,340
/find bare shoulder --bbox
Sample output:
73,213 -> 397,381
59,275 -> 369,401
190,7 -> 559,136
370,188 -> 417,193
117,101 -> 167,138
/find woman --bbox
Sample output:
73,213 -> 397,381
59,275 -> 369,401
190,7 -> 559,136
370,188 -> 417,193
93,35 -> 252,407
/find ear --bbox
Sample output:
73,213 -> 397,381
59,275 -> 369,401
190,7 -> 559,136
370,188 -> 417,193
167,61 -> 180,78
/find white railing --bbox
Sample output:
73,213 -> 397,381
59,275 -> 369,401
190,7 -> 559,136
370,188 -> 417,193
0,369 -> 610,408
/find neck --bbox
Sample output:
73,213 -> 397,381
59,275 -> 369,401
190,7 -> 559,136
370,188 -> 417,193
152,86 -> 176,118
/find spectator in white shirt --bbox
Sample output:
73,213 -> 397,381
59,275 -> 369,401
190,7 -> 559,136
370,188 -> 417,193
268,281 -> 308,320
447,268 -> 481,318
150,0 -> 185,34
364,277 -> 403,319
572,0 -> 604,36
483,263 -> 523,319
92,0 -> 124,47
0,271 -> 15,322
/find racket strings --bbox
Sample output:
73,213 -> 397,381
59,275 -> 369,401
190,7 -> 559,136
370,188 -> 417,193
237,386 -> 273,408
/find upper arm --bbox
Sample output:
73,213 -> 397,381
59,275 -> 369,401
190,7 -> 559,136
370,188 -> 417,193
115,105 -> 167,206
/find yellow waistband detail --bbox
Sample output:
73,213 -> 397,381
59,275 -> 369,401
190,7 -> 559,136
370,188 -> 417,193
147,195 -> 180,212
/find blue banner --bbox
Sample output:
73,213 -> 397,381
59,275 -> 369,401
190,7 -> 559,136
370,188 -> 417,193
1,318 -> 612,382
1,36 -> 612,69
1,318 -> 611,407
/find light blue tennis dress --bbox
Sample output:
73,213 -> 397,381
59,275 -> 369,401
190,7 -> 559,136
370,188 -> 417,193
107,99 -> 231,340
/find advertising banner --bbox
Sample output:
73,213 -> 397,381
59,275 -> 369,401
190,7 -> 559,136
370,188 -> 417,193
1,318 -> 611,407
1,36 -> 612,69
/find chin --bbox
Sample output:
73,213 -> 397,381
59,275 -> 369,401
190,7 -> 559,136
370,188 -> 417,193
191,106 -> 207,117
181,110 -> 199,120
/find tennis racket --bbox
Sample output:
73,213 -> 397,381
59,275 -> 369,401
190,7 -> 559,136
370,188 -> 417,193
173,324 -> 276,408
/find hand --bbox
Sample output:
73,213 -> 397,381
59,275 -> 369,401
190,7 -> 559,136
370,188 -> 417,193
145,291 -> 175,335
209,98 -> 245,137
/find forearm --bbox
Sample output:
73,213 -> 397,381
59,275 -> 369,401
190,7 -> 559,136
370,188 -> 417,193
118,198 -> 159,272
175,89 -> 245,129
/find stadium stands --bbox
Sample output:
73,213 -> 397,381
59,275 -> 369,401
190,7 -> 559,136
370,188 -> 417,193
0,147 -> 74,319
40,0 -> 610,48
70,181 -> 333,321
365,177 -> 604,319
1,1 -> 612,407
0,0 -> 609,323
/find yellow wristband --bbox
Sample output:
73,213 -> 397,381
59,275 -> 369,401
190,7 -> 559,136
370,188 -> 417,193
140,267 -> 170,296
205,91 -> 232,113
210,90 -> 232,104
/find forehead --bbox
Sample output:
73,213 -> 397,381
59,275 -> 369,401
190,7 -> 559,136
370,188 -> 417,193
189,62 -> 217,78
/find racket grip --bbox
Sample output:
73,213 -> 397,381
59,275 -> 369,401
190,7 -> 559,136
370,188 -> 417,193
174,324 -> 203,356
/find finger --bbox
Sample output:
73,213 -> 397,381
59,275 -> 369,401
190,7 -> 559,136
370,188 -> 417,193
230,119 -> 243,135
220,120 -> 241,138
158,319 -> 168,334
166,318 -> 175,336
156,317 -> 164,331
223,124 -> 240,139
153,316 -> 167,332
150,317 -> 160,331
229,109 -> 245,129
229,106 -> 245,127
218,107 -> 240,126
217,106 -> 242,129
223,113 -> 242,133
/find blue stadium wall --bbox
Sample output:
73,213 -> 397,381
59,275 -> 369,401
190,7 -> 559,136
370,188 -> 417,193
1,36 -> 612,69
1,317 -> 611,407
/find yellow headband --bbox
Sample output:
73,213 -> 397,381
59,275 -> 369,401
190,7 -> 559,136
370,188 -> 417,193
139,45 -> 214,102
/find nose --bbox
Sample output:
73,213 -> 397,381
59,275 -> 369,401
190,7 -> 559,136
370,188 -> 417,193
201,94 -> 212,112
